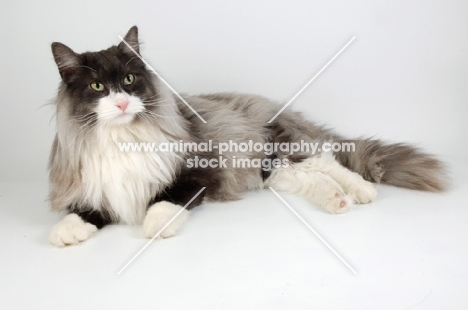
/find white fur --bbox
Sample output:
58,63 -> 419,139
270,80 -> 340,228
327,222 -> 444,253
143,201 -> 189,239
314,152 -> 378,204
95,91 -> 145,125
80,122 -> 182,224
48,214 -> 97,247
265,153 -> 377,213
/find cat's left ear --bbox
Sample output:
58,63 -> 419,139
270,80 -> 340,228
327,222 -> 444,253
118,26 -> 140,55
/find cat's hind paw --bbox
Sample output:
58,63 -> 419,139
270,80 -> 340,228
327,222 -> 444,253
143,201 -> 188,239
349,181 -> 378,204
48,213 -> 97,247
324,191 -> 353,214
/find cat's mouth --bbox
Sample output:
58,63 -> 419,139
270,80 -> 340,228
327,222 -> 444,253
112,111 -> 136,124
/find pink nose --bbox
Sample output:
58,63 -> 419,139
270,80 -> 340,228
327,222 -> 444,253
116,100 -> 129,111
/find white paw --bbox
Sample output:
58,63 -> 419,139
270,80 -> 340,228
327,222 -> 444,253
324,191 -> 353,214
143,201 -> 188,239
48,214 -> 97,247
349,181 -> 378,204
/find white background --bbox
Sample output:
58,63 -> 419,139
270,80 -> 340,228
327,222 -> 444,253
1,1 -> 467,309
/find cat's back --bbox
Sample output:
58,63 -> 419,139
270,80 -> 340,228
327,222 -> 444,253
176,92 -> 280,139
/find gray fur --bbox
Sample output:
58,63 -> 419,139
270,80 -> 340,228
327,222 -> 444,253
181,93 -> 448,195
334,139 -> 448,192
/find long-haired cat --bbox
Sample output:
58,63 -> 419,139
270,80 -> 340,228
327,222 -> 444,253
48,26 -> 447,246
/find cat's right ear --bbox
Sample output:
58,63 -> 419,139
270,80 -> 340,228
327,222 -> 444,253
51,42 -> 81,81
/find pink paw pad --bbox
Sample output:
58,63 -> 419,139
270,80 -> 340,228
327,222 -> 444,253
335,192 -> 348,208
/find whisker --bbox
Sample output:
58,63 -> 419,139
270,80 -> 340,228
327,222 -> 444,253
70,112 -> 98,122
75,65 -> 97,72
143,103 -> 175,107
63,116 -> 97,151
141,99 -> 174,105
140,93 -> 159,99
143,110 -> 178,119
125,57 -> 138,67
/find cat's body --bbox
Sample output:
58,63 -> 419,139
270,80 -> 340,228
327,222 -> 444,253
48,26 -> 447,247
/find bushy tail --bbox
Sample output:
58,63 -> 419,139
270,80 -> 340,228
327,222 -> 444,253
335,139 -> 448,192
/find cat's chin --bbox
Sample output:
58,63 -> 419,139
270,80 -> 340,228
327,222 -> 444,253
107,113 -> 136,125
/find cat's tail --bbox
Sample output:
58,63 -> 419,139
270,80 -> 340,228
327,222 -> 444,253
334,139 -> 448,192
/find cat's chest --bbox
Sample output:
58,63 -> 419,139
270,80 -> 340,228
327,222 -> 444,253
81,126 -> 180,224
87,130 -> 176,183
99,150 -> 160,183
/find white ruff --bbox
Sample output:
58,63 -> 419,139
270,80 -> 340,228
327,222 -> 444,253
80,123 -> 182,225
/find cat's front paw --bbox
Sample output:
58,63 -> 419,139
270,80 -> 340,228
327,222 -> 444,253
48,213 -> 97,247
349,181 -> 377,204
143,201 -> 188,239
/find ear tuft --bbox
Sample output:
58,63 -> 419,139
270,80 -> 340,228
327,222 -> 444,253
118,26 -> 140,54
51,42 -> 80,81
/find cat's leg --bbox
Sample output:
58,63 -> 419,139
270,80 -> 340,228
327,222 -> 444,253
266,164 -> 353,214
310,153 -> 378,204
144,201 -> 190,239
144,167 -> 208,239
48,209 -> 112,247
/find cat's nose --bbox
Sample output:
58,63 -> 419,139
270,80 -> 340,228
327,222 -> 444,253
116,100 -> 129,111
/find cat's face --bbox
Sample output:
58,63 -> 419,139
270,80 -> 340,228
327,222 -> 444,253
52,26 -> 160,126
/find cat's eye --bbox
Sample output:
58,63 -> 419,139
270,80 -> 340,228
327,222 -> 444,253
90,82 -> 105,92
124,73 -> 135,85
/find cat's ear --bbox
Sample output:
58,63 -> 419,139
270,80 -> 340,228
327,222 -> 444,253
51,42 -> 81,81
118,26 -> 140,55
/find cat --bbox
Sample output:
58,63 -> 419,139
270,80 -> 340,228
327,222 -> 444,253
47,26 -> 447,247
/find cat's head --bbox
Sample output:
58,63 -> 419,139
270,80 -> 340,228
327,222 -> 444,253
52,26 -> 163,126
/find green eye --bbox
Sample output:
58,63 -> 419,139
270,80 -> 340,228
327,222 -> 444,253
90,82 -> 104,92
124,73 -> 135,85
